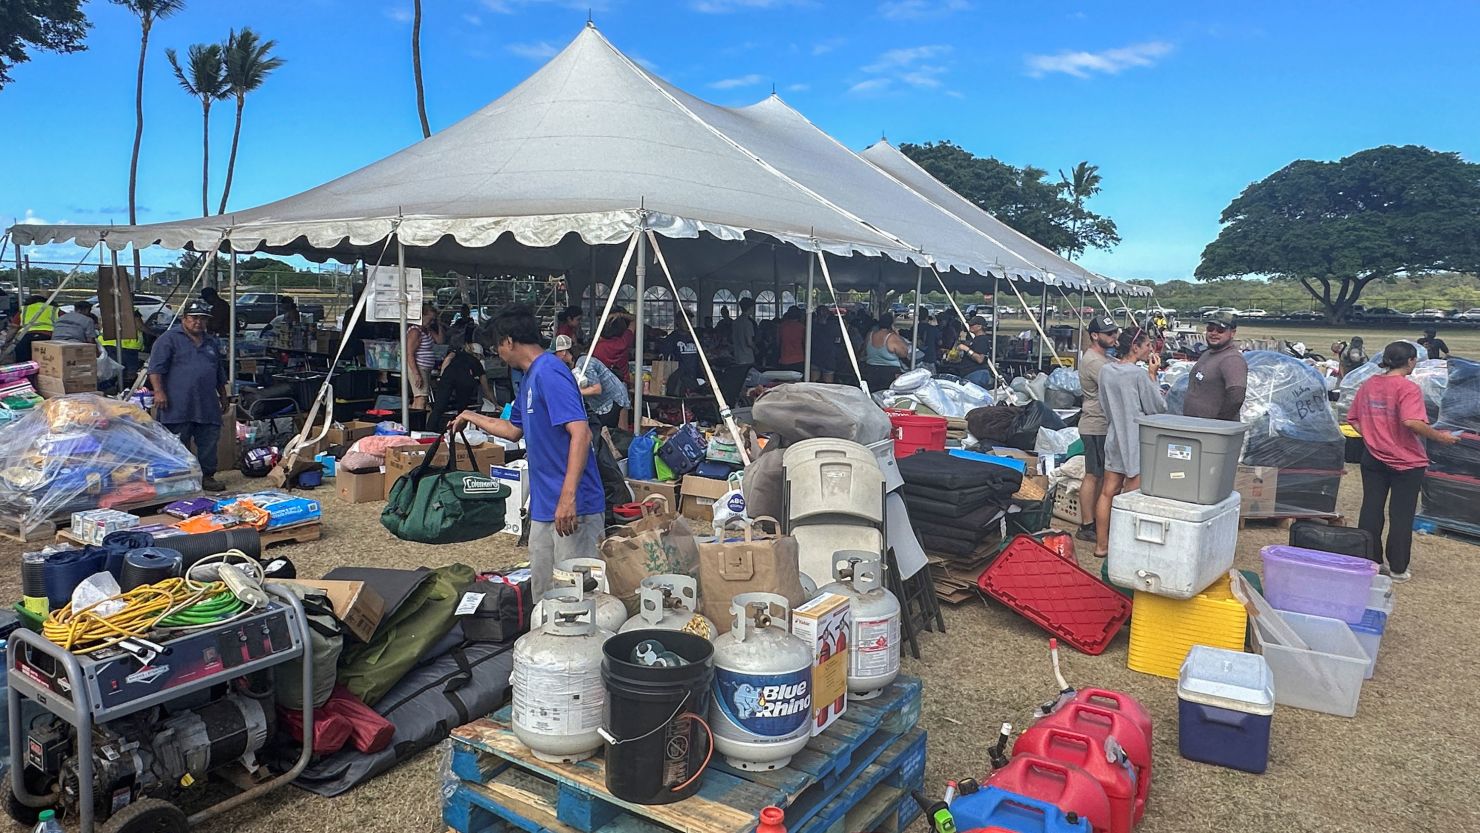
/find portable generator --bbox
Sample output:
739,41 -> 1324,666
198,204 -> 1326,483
5,583 -> 314,833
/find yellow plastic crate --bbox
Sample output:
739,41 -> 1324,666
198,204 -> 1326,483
1127,575 -> 1248,679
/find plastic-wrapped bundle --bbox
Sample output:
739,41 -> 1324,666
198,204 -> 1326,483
1046,366 -> 1082,395
1339,356 -> 1447,423
1161,360 -> 1195,413
1436,358 -> 1480,433
0,394 -> 202,535
752,382 -> 894,445
1238,351 -> 1346,472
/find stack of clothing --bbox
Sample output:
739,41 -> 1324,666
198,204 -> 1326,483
896,451 -> 1023,559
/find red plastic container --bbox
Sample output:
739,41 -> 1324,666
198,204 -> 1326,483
987,754 -> 1114,833
1071,689 -> 1153,751
1023,703 -> 1151,822
976,535 -> 1132,655
890,413 -> 948,457
1009,729 -> 1135,833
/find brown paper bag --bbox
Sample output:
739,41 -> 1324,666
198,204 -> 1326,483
599,496 -> 701,615
697,517 -> 805,633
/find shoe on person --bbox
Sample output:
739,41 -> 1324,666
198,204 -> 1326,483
1379,565 -> 1391,577
1075,524 -> 1097,542
1389,570 -> 1411,583
202,476 -> 225,493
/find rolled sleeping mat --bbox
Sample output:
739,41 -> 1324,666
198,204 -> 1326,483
43,549 -> 108,610
120,548 -> 183,590
21,551 -> 48,598
99,530 -> 157,577
164,528 -> 262,568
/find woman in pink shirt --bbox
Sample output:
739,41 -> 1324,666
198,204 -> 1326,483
1349,341 -> 1458,581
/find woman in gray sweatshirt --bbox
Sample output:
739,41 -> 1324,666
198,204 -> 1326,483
1093,329 -> 1167,557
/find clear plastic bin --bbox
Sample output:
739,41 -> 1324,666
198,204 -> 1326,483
1137,414 -> 1249,505
1349,608 -> 1388,680
1368,574 -> 1395,616
1253,608 -> 1369,717
1261,545 -> 1378,624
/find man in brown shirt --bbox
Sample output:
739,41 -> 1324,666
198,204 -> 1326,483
1075,314 -> 1120,541
1185,311 -> 1248,421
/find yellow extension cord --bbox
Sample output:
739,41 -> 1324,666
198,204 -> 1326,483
42,577 -> 232,654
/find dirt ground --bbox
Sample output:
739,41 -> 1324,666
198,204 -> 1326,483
2,468 -> 1478,833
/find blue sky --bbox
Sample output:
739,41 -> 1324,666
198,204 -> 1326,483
2,0 -> 1477,282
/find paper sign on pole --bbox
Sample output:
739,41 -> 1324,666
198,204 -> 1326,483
366,265 -> 423,322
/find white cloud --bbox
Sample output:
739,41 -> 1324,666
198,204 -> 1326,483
507,41 -> 560,60
848,77 -> 892,95
482,0 -> 610,13
878,0 -> 969,20
784,82 -> 810,92
632,55 -> 659,71
385,5 -> 413,23
691,0 -> 808,12
1024,40 -> 1174,78
463,13 -> 484,25
811,37 -> 845,56
710,73 -> 765,90
863,44 -> 950,73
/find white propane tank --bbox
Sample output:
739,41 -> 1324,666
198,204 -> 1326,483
619,574 -> 717,639
531,558 -> 628,633
819,550 -> 901,700
710,592 -> 814,771
511,592 -> 614,763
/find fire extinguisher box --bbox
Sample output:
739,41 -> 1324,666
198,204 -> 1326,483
792,592 -> 851,736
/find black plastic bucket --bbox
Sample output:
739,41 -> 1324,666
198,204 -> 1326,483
602,629 -> 714,804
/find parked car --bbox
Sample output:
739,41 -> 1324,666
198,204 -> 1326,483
1413,309 -> 1447,319
61,293 -> 176,330
1354,306 -> 1410,320
1284,310 -> 1321,320
998,305 -> 1018,316
1454,308 -> 1480,321
235,292 -> 326,325
1241,308 -> 1268,318
890,303 -> 909,316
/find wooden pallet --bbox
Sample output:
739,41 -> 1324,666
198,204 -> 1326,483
54,513 -> 320,549
446,677 -> 924,833
0,515 -> 57,544
1415,514 -> 1480,543
1239,513 -> 1344,530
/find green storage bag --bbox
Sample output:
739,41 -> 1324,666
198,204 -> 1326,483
382,432 -> 510,544
338,562 -> 476,706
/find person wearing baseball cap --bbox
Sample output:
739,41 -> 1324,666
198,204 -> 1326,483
554,333 -> 629,431
148,300 -> 229,491
1075,314 -> 1121,541
960,315 -> 997,389
1184,310 -> 1248,421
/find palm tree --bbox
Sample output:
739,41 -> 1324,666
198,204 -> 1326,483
166,43 -> 227,217
1058,161 -> 1103,260
111,0 -> 185,282
218,28 -> 285,214
412,0 -> 430,138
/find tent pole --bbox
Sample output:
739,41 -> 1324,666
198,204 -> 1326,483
803,255 -> 815,379
634,230 -> 647,422
815,250 -> 865,393
110,250 -> 125,392
1037,289 -> 1049,368
14,243 -> 22,299
1078,287 -> 1087,356
398,235 -> 409,429
990,273 -> 1000,359
228,251 -> 237,392
910,266 -> 922,369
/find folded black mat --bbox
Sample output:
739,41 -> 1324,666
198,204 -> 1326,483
897,450 -> 1024,494
918,533 -> 987,557
907,499 -> 1005,530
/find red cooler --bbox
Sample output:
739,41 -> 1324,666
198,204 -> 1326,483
1020,703 -> 1151,821
987,755 -> 1113,833
1009,728 -> 1136,833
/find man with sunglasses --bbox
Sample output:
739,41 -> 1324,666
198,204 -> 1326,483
1184,310 -> 1248,421
1075,315 -> 1120,542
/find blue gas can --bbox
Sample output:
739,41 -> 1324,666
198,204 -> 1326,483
947,786 -> 1091,833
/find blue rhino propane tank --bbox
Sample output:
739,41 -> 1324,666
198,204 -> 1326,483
710,592 -> 814,770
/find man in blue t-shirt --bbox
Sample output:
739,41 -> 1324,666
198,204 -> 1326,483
454,305 -> 605,597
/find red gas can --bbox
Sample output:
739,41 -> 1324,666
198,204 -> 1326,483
1021,703 -> 1151,822
1010,728 -> 1136,833
1071,689 -> 1153,750
986,754 -> 1113,833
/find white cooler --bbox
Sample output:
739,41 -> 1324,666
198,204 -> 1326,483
1107,490 -> 1240,599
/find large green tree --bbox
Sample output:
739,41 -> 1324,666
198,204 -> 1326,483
901,141 -> 1120,258
0,0 -> 90,89
1197,145 -> 1480,323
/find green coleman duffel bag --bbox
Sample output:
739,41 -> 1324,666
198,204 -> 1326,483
381,432 -> 509,544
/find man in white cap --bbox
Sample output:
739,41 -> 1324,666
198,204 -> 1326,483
148,300 -> 229,491
554,334 -> 629,431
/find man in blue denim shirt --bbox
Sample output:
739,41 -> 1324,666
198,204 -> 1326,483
555,335 -> 629,430
148,301 -> 229,491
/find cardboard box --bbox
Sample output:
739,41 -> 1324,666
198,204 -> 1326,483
383,442 -> 507,499
679,474 -> 730,524
35,375 -> 97,397
286,579 -> 386,642
34,341 -> 97,380
337,469 -> 384,504
792,592 -> 851,736
1236,465 -> 1279,517
327,420 -> 377,447
490,461 -> 528,536
626,478 -> 678,512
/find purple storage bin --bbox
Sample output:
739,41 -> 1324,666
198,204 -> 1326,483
1260,545 -> 1378,624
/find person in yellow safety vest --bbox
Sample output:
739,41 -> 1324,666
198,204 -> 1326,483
17,295 -> 56,362
99,310 -> 146,390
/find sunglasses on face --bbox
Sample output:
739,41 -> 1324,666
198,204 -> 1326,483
1206,324 -> 1229,333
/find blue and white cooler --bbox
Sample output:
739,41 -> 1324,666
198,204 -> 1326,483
1177,645 -> 1276,774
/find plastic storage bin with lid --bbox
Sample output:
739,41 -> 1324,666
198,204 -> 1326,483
1252,608 -> 1369,717
1349,607 -> 1388,680
1260,545 -> 1378,624
1127,574 -> 1248,679
1178,645 -> 1275,773
947,786 -> 1092,833
782,438 -> 884,525
1106,490 -> 1239,599
1137,414 -> 1250,505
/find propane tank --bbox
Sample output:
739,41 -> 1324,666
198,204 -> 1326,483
531,558 -> 628,633
819,550 -> 900,700
619,574 -> 717,639
710,592 -> 814,771
512,592 -> 614,763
